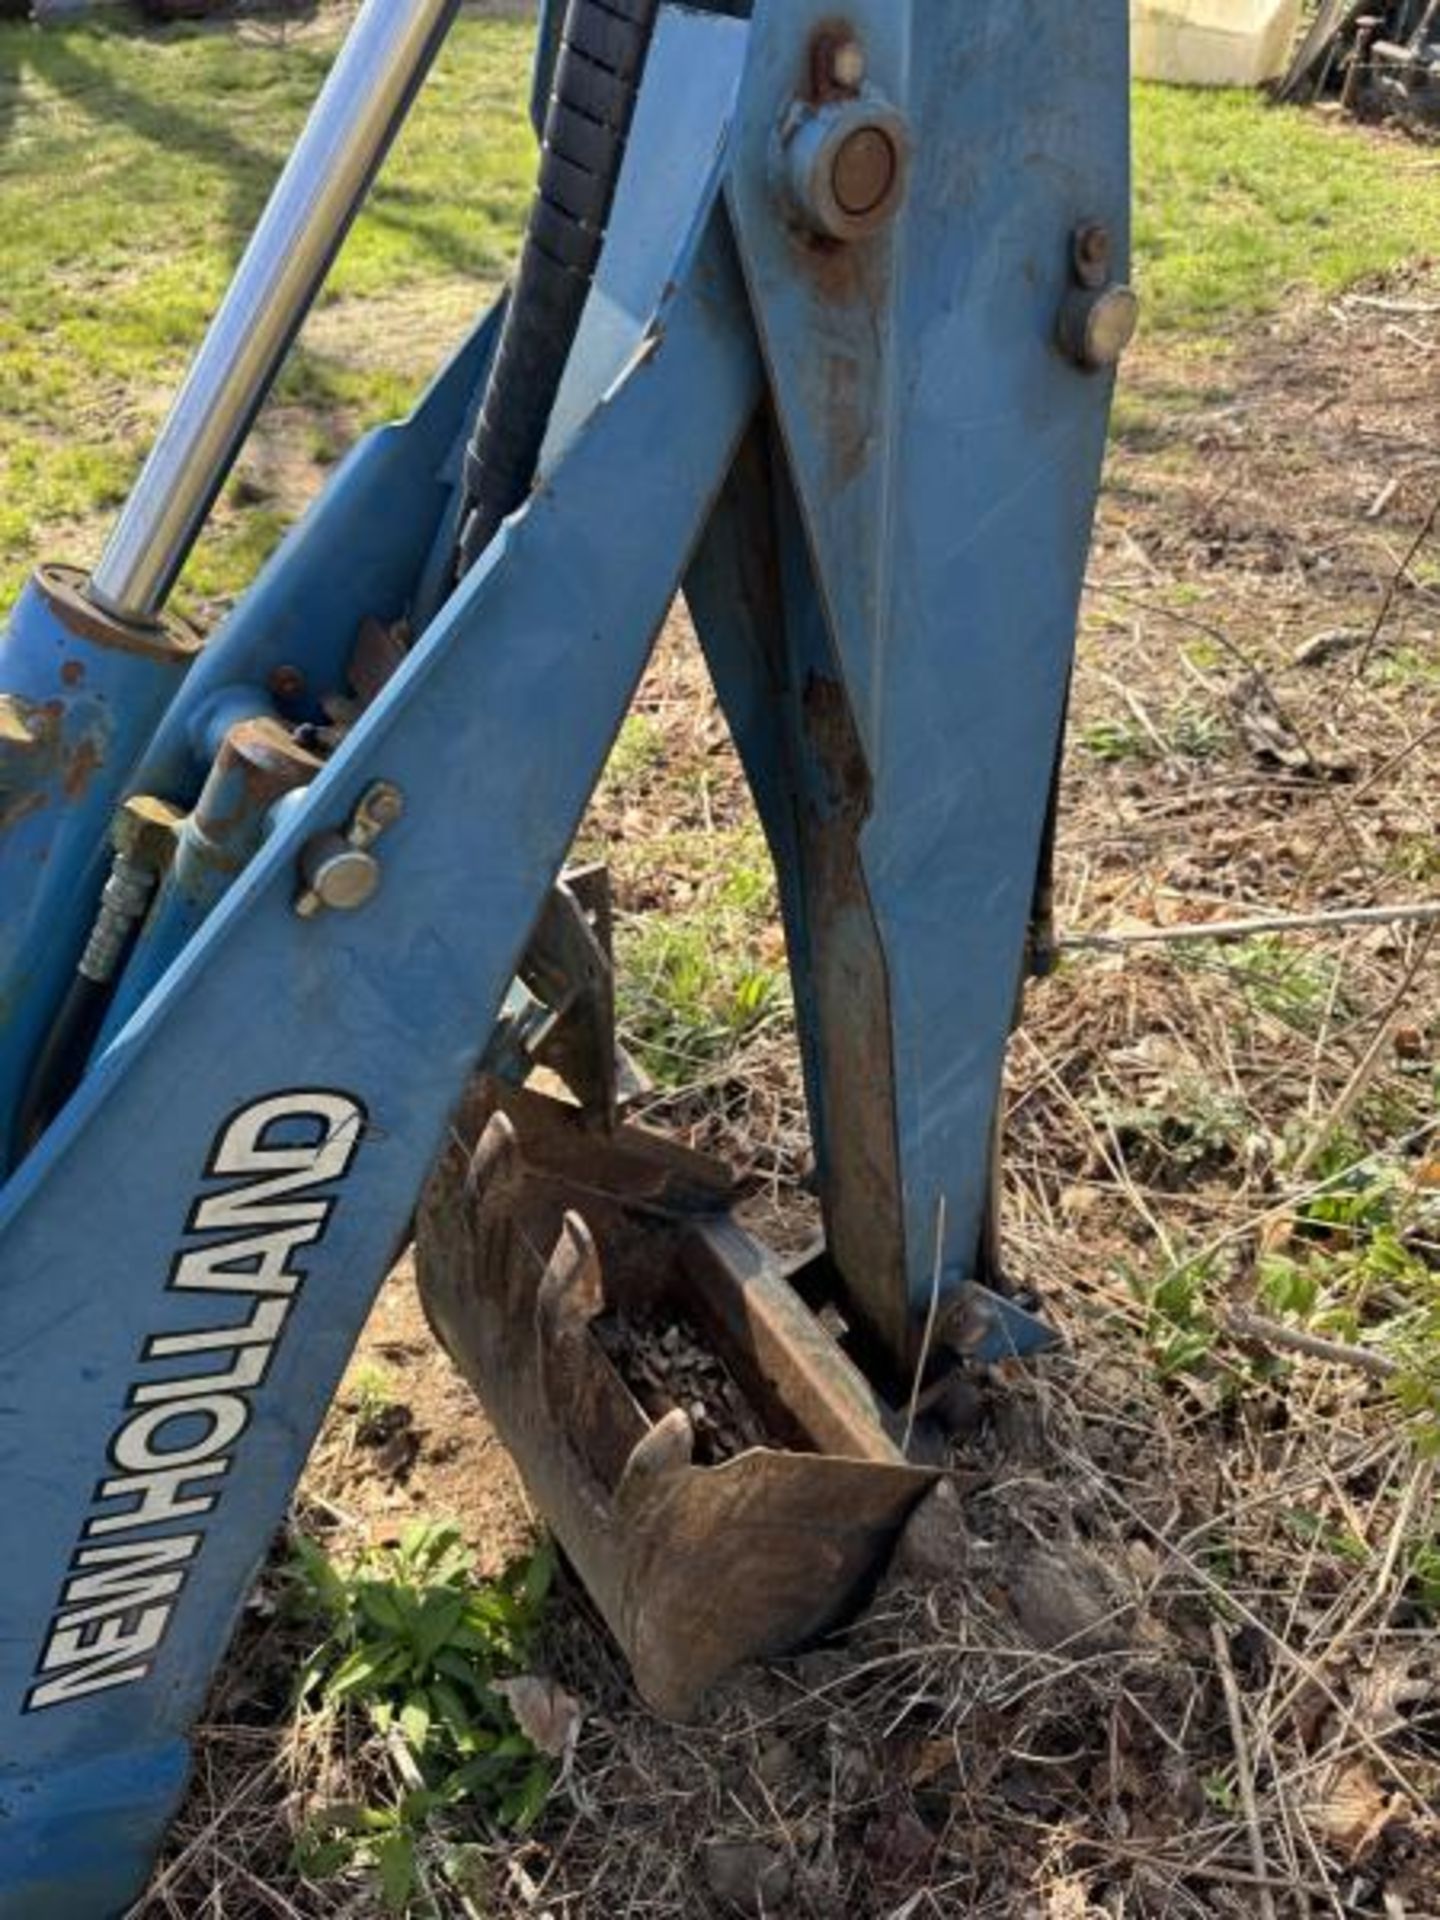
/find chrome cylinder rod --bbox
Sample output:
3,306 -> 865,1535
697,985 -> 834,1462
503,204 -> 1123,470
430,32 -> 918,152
89,0 -> 460,624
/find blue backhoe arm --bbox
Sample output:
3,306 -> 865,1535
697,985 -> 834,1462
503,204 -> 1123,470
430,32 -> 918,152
0,2 -> 1130,1911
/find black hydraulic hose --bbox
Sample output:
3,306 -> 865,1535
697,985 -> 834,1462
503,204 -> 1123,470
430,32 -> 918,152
454,0 -> 662,578
12,975 -> 109,1160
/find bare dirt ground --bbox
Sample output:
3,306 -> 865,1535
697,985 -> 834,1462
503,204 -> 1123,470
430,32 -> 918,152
138,271 -> 1440,1917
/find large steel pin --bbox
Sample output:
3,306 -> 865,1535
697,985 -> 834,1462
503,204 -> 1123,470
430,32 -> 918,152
88,0 -> 460,625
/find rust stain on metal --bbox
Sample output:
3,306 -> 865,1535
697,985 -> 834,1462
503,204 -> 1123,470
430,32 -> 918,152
796,672 -> 909,1373
62,734 -> 103,802
0,696 -> 62,835
818,343 -> 873,487
60,660 -> 85,689
786,233 -> 885,487
35,564 -> 200,666
688,431 -> 909,1373
195,718 -> 320,841
805,18 -> 862,104
267,663 -> 306,706
784,25 -> 893,490
416,1081 -> 933,1720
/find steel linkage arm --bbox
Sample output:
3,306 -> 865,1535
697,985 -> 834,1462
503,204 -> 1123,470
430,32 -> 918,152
0,21 -> 757,1905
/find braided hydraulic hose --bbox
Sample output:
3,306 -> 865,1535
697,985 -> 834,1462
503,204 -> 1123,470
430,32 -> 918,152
454,0 -> 662,578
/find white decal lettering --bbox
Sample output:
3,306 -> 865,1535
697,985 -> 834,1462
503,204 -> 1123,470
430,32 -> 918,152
26,1091 -> 365,1712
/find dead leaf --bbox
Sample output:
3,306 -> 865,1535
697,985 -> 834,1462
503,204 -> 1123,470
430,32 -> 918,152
907,1738 -> 956,1788
863,1809 -> 937,1885
703,1841 -> 792,1914
1351,1650 -> 1433,1744
1229,670 -> 1316,772
1227,670 -> 1353,779
1307,1761 -> 1403,1861
495,1675 -> 582,1759
1046,1880 -> 1099,1920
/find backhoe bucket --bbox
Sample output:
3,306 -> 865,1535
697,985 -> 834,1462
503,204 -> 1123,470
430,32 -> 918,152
416,1083 -> 937,1719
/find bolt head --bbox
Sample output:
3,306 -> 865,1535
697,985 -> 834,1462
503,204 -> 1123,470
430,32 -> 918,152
111,793 -> 184,870
363,782 -> 406,829
1082,285 -> 1140,368
267,663 -> 306,704
1059,283 -> 1139,371
1073,222 -> 1112,288
830,38 -> 865,90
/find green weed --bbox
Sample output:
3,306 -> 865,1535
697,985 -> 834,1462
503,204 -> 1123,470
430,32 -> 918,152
1410,1541 -> 1440,1619
614,828 -> 787,1088
288,1522 -> 556,1913
1094,1072 -> 1249,1173
1370,643 -> 1440,691
603,712 -> 666,791
1279,1506 -> 1369,1563
1133,86 -> 1438,335
1079,716 -> 1154,764
344,1363 -> 397,1443
1178,935 -> 1343,1036
1202,1770 -> 1238,1814
1128,1254 -> 1221,1379
1079,704 -> 1226,765
1386,832 -> 1440,887
1253,1141 -> 1440,1449
619,913 -> 786,1088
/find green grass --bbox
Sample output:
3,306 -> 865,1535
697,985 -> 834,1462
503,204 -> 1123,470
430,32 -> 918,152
613,825 -> 788,1089
0,27 -> 1432,605
1133,84 -> 1437,334
0,15 -> 535,606
1176,933 -> 1345,1037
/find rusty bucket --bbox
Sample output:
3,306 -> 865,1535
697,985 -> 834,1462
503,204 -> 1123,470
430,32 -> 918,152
416,1080 -> 937,1720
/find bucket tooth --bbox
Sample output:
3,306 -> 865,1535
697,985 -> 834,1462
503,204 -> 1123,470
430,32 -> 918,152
465,1107 -> 523,1211
460,1109 -> 528,1312
417,1080 -> 939,1719
616,1406 -> 696,1512
537,1212 -> 608,1335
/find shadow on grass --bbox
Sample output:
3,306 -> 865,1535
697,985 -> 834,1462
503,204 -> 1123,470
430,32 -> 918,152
17,21 -> 510,283
20,25 -> 328,255
0,23 -> 23,160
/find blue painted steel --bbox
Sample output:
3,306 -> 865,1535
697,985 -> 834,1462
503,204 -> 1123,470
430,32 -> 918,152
97,7 -> 745,1060
540,9 -> 748,470
133,305 -> 499,806
15,305 -> 496,1090
956,1284 -> 1062,1368
96,720 -> 321,1049
0,0 -> 1129,1906
718,0 -> 1130,1360
0,18 -> 755,1912
0,572 -> 197,1168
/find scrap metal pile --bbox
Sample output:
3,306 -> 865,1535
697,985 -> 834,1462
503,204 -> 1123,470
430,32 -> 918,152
1278,0 -> 1440,122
